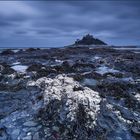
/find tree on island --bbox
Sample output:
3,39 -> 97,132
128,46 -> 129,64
75,34 -> 107,45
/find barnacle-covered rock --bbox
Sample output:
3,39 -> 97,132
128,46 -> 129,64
28,74 -> 101,139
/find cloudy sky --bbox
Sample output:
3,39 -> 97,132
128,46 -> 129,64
0,0 -> 140,48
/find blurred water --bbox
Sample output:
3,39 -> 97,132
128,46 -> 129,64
82,78 -> 98,86
96,66 -> 119,75
11,65 -> 28,73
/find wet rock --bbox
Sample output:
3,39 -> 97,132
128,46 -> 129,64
28,75 -> 101,139
0,65 -> 4,72
1,49 -> 15,55
26,48 -> 37,52
0,80 -> 25,91
1,67 -> 15,75
132,126 -> 140,135
33,132 -> 40,140
23,121 -> 38,127
115,61 -> 140,76
121,53 -> 136,60
36,67 -> 56,78
27,63 -> 44,72
96,101 -> 136,140
103,72 -> 124,78
62,61 -> 74,72
0,126 -> 8,140
73,74 -> 83,81
52,61 -> 75,73
0,83 -> 8,91
0,74 -> 4,82
97,80 -> 133,98
23,135 -> 32,140
0,46 -> 140,140
72,62 -> 95,71
11,129 -> 20,139
83,72 -> 103,80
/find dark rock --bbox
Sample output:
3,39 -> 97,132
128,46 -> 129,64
115,60 -> 140,76
103,72 -> 124,78
29,75 -> 101,140
27,63 -> 44,72
83,72 -> 103,80
0,83 -> 7,91
1,49 -> 15,55
53,61 -> 75,74
0,63 -> 16,75
73,85 -> 84,91
73,74 -> 83,81
36,67 -> 56,78
97,80 -> 133,98
36,48 -> 41,50
0,44 -> 139,140
0,81 -> 24,91
0,126 -> 8,140
132,126 -> 140,136
1,67 -> 15,75
72,62 -> 95,69
0,62 -> 9,68
26,48 -> 37,52
62,61 -> 75,73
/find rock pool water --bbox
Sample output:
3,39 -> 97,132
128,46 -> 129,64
96,65 -> 119,75
11,65 -> 28,73
82,78 -> 98,86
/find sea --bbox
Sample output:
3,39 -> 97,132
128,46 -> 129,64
0,47 -> 52,53
0,46 -> 140,53
113,47 -> 140,53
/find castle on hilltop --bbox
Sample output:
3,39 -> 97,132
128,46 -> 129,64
75,34 -> 107,45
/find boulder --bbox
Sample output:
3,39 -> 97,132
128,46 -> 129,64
25,48 -> 37,52
1,64 -> 15,75
36,67 -> 56,78
26,63 -> 44,72
1,49 -> 15,55
0,125 -> 8,140
28,75 -> 101,139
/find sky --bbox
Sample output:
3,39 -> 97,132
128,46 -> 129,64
0,0 -> 140,48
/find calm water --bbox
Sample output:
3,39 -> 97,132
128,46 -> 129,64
114,47 -> 140,53
0,46 -> 140,53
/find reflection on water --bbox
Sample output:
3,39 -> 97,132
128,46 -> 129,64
96,66 -> 119,75
11,65 -> 28,73
82,78 -> 98,86
114,47 -> 140,53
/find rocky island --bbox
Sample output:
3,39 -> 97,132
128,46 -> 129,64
0,35 -> 140,140
74,34 -> 107,45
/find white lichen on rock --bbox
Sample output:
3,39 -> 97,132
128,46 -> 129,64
28,74 -> 101,138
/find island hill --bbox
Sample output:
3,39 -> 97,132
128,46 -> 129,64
65,34 -> 107,48
75,34 -> 107,45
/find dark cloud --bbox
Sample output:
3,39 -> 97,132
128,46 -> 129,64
0,20 -> 14,27
0,1 -> 140,48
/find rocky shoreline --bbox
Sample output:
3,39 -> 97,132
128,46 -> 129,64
0,46 -> 140,140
